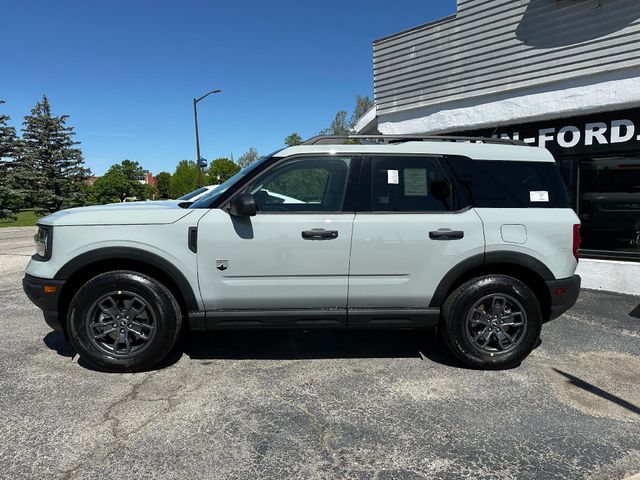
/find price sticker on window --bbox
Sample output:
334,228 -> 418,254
530,191 -> 549,202
387,169 -> 399,184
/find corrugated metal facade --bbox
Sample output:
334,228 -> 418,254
373,0 -> 640,115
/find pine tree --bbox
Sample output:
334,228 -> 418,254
0,100 -> 21,220
20,96 -> 91,215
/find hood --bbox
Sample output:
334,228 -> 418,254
38,201 -> 196,226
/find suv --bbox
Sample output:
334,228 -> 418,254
23,135 -> 581,372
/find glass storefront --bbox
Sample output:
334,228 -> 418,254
559,155 -> 640,257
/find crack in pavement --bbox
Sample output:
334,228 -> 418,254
269,393 -> 347,477
59,367 -> 196,480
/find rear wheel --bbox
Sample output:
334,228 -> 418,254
67,271 -> 182,372
440,275 -> 542,369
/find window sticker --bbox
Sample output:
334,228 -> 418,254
403,168 -> 428,196
387,169 -> 399,184
530,191 -> 549,202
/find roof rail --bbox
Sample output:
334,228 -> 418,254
301,134 -> 528,146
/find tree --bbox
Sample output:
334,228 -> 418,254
93,159 -> 144,203
207,158 -> 240,184
19,95 -> 90,215
319,95 -> 375,136
284,132 -> 303,147
349,95 -> 374,129
320,111 -> 349,136
93,169 -> 133,204
169,160 -> 197,198
117,159 -> 144,182
237,147 -> 259,168
155,171 -> 171,199
141,183 -> 158,201
0,100 -> 21,220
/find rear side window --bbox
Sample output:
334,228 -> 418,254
371,157 -> 453,212
446,157 -> 569,208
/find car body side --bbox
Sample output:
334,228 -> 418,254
23,141 -> 580,338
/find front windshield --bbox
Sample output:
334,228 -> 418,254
190,152 -> 279,208
177,186 -> 209,201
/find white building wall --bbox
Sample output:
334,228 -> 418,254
577,259 -> 640,296
377,67 -> 640,136
374,0 -> 640,117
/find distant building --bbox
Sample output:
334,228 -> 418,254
356,0 -> 640,294
137,170 -> 156,187
85,170 -> 156,188
84,176 -> 99,187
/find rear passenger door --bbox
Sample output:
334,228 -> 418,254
348,156 -> 485,321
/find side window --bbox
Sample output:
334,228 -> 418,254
247,156 -> 352,212
446,157 -> 569,208
371,157 -> 452,212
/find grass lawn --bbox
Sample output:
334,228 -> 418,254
0,210 -> 40,228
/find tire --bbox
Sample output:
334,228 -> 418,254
67,270 -> 182,373
439,275 -> 542,370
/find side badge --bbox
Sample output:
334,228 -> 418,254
216,259 -> 229,271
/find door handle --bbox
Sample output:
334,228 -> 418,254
301,229 -> 339,240
429,230 -> 464,240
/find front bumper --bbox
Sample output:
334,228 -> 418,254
545,274 -> 581,321
22,274 -> 66,331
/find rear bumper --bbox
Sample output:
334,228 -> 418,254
545,274 -> 581,321
22,274 -> 66,331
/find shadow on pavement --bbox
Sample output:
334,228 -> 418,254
43,331 -> 75,358
43,329 -> 471,371
553,368 -> 640,416
180,329 -> 465,366
629,304 -> 640,319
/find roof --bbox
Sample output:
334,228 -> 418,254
275,136 -> 555,162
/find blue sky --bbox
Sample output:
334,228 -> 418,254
2,0 -> 456,175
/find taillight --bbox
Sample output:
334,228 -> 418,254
572,224 -> 581,262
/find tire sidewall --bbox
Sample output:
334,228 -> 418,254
67,271 -> 180,372
443,275 -> 542,369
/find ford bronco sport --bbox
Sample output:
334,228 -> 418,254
23,135 -> 581,372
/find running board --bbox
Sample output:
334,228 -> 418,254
188,308 -> 440,330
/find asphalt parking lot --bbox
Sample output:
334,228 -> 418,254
1,227 -> 639,480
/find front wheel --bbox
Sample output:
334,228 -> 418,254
67,271 -> 182,372
440,275 -> 542,369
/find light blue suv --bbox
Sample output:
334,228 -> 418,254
23,135 -> 581,372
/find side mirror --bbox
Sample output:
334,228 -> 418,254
229,193 -> 257,217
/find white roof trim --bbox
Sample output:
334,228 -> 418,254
377,67 -> 640,135
353,105 -> 378,134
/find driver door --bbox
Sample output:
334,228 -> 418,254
196,155 -> 358,327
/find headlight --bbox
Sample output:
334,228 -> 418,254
34,226 -> 52,260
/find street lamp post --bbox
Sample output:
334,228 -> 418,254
193,89 -> 221,187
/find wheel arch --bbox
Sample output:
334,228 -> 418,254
54,247 -> 199,330
429,251 -> 554,320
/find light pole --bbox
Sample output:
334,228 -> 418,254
193,88 -> 221,187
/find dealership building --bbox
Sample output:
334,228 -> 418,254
356,0 -> 640,294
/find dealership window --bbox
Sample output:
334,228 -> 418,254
559,155 -> 640,258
